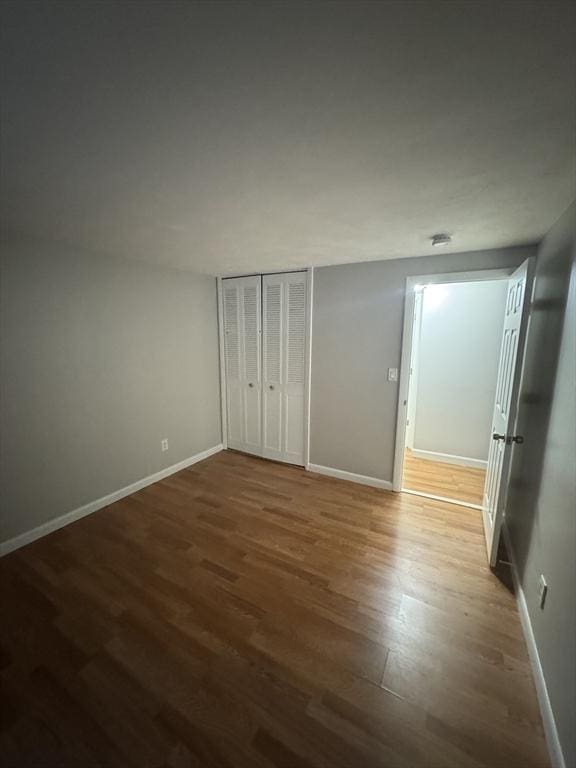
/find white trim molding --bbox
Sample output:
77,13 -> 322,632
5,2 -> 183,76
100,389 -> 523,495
400,488 -> 482,510
409,448 -> 487,470
392,277 -> 417,491
216,277 -> 228,449
303,266 -> 314,467
503,526 -> 566,768
0,444 -> 224,557
306,463 -> 393,491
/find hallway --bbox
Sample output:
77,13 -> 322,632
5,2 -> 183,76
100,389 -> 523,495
403,449 -> 486,506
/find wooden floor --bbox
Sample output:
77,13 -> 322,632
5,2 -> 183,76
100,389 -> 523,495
0,450 -> 548,768
403,449 -> 487,506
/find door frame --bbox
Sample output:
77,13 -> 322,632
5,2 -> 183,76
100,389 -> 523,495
391,267 -> 515,494
217,267 -> 314,466
405,287 -> 423,451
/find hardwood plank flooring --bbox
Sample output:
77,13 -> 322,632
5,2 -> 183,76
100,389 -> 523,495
403,449 -> 486,506
0,450 -> 548,767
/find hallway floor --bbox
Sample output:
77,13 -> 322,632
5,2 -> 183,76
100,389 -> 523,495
403,448 -> 486,505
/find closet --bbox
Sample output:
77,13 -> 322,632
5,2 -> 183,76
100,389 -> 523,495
221,271 -> 307,466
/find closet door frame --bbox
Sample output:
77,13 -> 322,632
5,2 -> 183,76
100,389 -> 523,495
217,267 -> 313,466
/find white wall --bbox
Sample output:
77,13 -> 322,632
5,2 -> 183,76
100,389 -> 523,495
412,280 -> 508,462
0,234 -> 222,545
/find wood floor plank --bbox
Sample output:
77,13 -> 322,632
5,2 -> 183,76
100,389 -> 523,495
403,448 -> 486,505
0,449 -> 548,767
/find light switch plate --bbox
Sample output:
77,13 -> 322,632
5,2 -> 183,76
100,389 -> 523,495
388,367 -> 398,382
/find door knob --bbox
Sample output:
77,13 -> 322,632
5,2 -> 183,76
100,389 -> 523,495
510,435 -> 524,444
492,433 -> 506,442
269,385 -> 274,391
248,382 -> 254,388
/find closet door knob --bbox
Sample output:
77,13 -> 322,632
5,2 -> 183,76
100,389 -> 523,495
248,382 -> 254,388
269,385 -> 274,391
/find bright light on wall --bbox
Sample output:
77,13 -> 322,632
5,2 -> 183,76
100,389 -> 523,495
423,284 -> 449,310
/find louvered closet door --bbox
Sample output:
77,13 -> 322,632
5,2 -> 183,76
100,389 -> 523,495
262,272 -> 306,465
223,276 -> 262,456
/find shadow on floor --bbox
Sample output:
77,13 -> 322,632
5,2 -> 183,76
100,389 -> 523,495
492,534 -> 515,594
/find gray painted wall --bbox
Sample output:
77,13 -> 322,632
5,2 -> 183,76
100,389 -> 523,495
0,235 -> 222,543
310,245 -> 535,480
414,280 -> 508,461
505,204 -> 576,768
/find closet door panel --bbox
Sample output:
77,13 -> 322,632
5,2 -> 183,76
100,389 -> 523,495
262,272 -> 306,465
223,275 -> 262,456
223,281 -> 243,448
241,279 -> 262,453
262,276 -> 284,459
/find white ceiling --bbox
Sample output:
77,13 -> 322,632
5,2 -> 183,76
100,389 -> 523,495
1,0 -> 575,275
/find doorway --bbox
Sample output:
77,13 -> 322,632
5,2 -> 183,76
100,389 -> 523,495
393,263 -> 534,565
403,277 -> 508,506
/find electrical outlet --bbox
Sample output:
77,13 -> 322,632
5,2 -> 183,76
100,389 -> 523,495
161,438 -> 169,452
538,574 -> 548,609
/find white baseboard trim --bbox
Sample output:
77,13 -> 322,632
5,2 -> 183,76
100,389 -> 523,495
410,448 -> 487,470
400,488 -> 482,510
0,444 -> 224,557
306,463 -> 393,491
503,526 -> 565,768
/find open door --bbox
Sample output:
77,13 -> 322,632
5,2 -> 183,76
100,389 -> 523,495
482,259 -> 534,566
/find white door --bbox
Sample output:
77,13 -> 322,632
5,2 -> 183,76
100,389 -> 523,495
262,272 -> 306,465
222,275 -> 262,456
482,259 -> 533,566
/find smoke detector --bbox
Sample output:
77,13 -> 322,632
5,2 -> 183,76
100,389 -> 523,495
431,233 -> 452,247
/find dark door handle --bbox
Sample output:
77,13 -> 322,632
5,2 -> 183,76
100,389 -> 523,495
511,435 -> 524,444
492,433 -> 506,442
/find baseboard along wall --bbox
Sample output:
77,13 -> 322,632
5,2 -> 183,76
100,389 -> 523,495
410,448 -> 487,469
503,525 -> 566,768
400,488 -> 482,510
0,444 -> 224,557
306,463 -> 393,491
